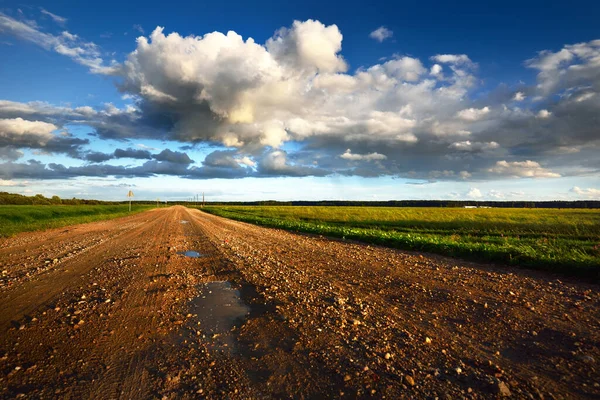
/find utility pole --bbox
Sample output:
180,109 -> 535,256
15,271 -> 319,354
203,192 -> 205,207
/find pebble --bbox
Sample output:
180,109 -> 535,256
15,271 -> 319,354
576,355 -> 595,364
497,381 -> 511,397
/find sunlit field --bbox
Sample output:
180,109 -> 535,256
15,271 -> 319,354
0,205 -> 152,237
202,206 -> 600,279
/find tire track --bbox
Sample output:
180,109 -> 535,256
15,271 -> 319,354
0,212 -> 157,294
0,211 -> 167,330
78,207 -> 178,399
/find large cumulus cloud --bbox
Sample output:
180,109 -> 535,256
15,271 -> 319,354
0,12 -> 599,181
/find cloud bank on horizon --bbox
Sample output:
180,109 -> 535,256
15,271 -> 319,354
0,9 -> 599,198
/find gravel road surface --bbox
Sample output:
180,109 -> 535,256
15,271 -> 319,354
1,206 -> 598,399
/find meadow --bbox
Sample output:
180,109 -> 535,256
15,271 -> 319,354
202,206 -> 600,279
0,204 -> 152,237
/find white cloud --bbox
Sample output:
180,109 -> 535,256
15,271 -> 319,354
340,149 -> 387,161
0,12 -> 118,74
488,190 -> 504,199
257,149 -> 327,177
570,186 -> 600,198
536,109 -> 552,118
0,179 -> 28,187
466,187 -> 482,198
61,31 -> 77,40
459,171 -> 472,179
136,143 -> 159,151
513,92 -> 526,101
0,179 -> 16,186
369,26 -> 393,42
267,19 -> 346,73
116,21 -> 475,151
259,121 -> 288,148
0,118 -> 57,146
431,54 -> 472,65
430,64 -> 443,77
449,140 -> 499,152
551,146 -> 580,154
40,8 -> 67,25
456,107 -> 490,121
237,156 -> 256,167
382,57 -> 426,81
488,160 -> 561,178
527,40 -> 600,96
574,92 -> 595,102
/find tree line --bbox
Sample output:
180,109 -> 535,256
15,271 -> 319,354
0,192 -> 117,205
2,192 -> 598,208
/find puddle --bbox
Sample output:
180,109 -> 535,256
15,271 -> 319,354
186,281 -> 250,353
177,250 -> 203,258
180,220 -> 189,224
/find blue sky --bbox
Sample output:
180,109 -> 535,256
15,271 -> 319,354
0,0 -> 599,201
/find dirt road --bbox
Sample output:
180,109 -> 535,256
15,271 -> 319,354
0,206 -> 598,399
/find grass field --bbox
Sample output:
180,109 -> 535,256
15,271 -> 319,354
0,204 -> 152,237
202,206 -> 600,279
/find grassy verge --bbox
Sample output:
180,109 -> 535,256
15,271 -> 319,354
200,206 -> 600,280
0,205 -> 153,237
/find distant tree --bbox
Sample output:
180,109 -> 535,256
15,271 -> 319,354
33,194 -> 50,205
51,195 -> 62,204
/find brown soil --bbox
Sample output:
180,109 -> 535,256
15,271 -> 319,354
0,206 -> 598,399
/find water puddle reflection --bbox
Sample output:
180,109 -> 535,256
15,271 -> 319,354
177,250 -> 203,258
186,281 -> 250,353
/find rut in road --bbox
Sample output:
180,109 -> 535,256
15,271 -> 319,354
0,211 -> 169,331
0,206 -> 599,399
2,207 -> 206,397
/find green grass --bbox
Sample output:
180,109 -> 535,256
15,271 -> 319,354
0,204 -> 153,237
201,206 -> 600,280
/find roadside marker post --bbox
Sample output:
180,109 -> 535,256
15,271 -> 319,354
127,190 -> 134,212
